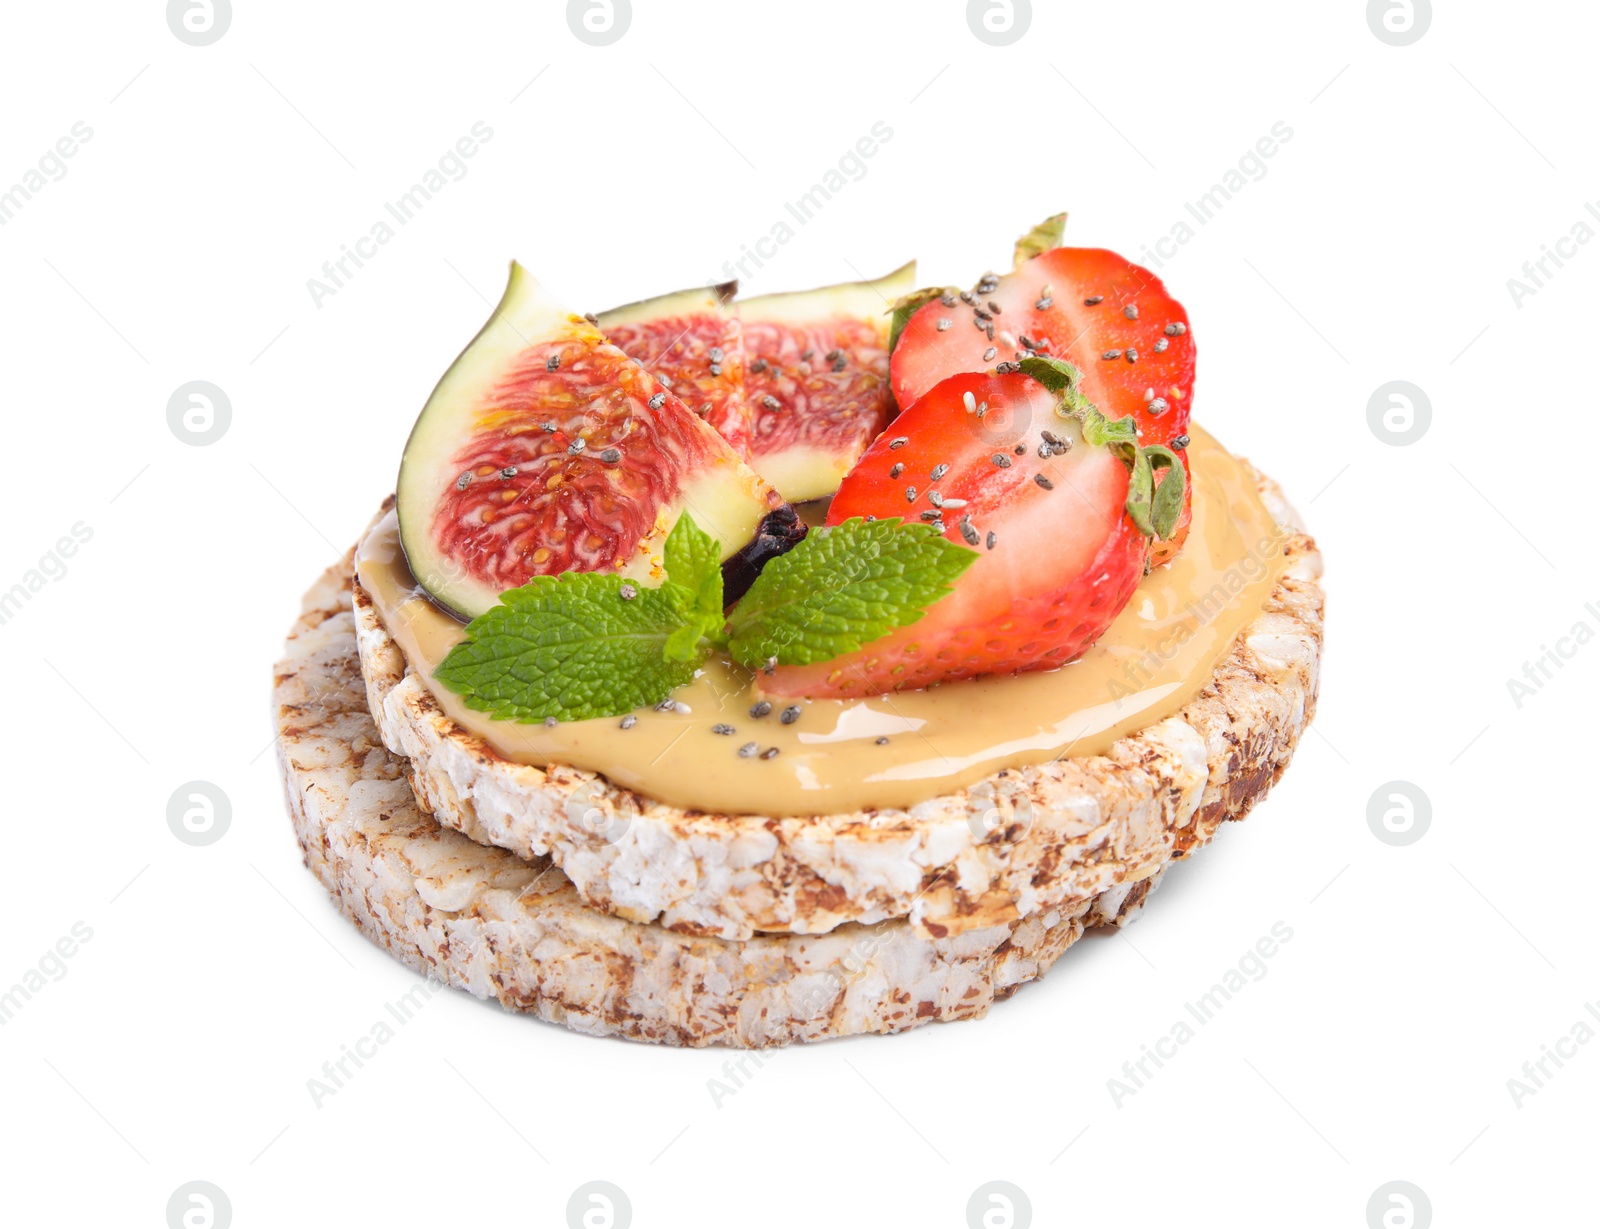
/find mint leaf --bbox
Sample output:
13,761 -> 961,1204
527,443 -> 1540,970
434,572 -> 700,722
664,512 -> 723,627
725,518 -> 977,669
1013,212 -> 1067,267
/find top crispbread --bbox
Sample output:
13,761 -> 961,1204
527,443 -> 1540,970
352,471 -> 1323,942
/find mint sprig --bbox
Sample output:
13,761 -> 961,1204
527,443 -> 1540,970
433,571 -> 703,723
1017,355 -> 1186,541
432,513 -> 975,722
725,517 -> 977,669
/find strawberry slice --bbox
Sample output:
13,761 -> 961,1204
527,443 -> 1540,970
890,244 -> 1196,562
761,368 -> 1148,698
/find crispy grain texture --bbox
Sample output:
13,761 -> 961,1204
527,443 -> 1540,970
277,566 -> 1174,1047
351,469 -> 1322,941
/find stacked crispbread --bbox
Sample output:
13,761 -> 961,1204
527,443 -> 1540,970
273,473 -> 1322,1047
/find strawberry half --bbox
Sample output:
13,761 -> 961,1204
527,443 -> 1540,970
890,244 -> 1196,562
761,368 -> 1148,698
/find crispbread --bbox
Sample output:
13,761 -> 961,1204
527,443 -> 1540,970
276,563 -> 1163,1047
351,471 -> 1323,941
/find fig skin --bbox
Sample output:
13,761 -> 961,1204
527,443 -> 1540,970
720,506 -> 807,607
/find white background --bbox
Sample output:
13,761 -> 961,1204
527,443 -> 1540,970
1,1 -> 1593,1226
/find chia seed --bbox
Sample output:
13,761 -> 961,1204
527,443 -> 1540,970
619,583 -> 637,600
983,347 -> 997,361
762,394 -> 782,411
930,463 -> 949,482
1148,398 -> 1169,415
940,294 -> 957,308
749,700 -> 772,718
738,742 -> 759,758
889,436 -> 908,449
801,348 -> 814,361
832,357 -> 847,372
712,723 -> 736,735
905,486 -> 918,503
1124,304 -> 1139,320
1164,322 -> 1187,336
1172,434 -> 1191,449
456,471 -> 473,490
996,361 -> 1021,374
542,421 -> 559,432
1084,295 -> 1104,305
546,354 -> 561,371
875,736 -> 890,745
960,520 -> 980,546
1126,348 -> 1138,363
991,453 -> 1012,468
647,392 -> 666,409
890,462 -> 904,478
620,714 -> 637,729
780,705 -> 801,725
986,530 -> 997,550
1101,350 -> 1122,361
760,746 -> 780,760
709,347 -> 725,362
567,438 -> 587,455
1154,338 -> 1169,353
1035,473 -> 1054,490
1035,297 -> 1053,310
919,509 -> 942,521
750,358 -> 769,373
936,319 -> 952,332
499,465 -> 518,479
709,363 -> 722,376
600,447 -> 622,463
544,715 -> 558,728
928,490 -> 944,508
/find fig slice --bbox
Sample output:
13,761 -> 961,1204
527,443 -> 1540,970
597,282 -> 753,459
737,261 -> 915,502
397,262 -> 795,621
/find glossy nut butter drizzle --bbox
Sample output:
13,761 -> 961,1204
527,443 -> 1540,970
356,425 -> 1288,817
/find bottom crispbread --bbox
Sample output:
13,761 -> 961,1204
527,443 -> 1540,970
276,558 -> 1168,1047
